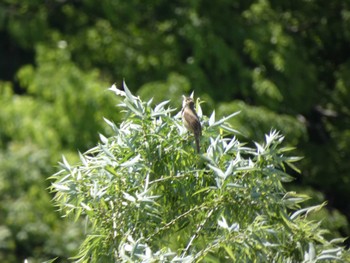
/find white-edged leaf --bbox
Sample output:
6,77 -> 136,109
78,151 -> 88,166
123,192 -> 136,202
196,98 -> 202,118
221,124 -> 241,134
99,133 -> 108,144
108,83 -> 126,97
290,202 -> 327,220
81,202 -> 92,211
316,255 -> 341,260
154,100 -> 170,113
224,160 -> 235,178
307,242 -> 316,260
52,183 -> 70,191
282,192 -> 310,204
123,80 -> 136,102
254,142 -> 265,153
230,223 -> 240,232
209,110 -> 215,126
61,155 -> 71,171
103,117 -> 119,133
124,99 -> 143,117
120,154 -> 141,167
147,97 -> 154,107
218,216 -> 229,229
208,164 -> 225,179
211,111 -> 240,127
319,247 -> 343,255
224,136 -> 237,153
285,156 -> 304,163
329,238 -> 347,245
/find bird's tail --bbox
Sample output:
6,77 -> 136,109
195,134 -> 200,153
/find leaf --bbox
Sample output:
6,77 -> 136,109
223,246 -> 236,260
282,192 -> 310,206
316,255 -> 341,260
226,183 -> 245,188
254,142 -> 265,153
120,154 -> 141,167
100,145 -> 115,159
79,151 -> 88,166
211,111 -> 240,127
103,117 -> 119,133
124,99 -> 144,117
290,202 -> 327,220
307,242 -> 316,260
153,100 -> 170,113
208,164 -> 225,179
108,83 -> 126,97
196,98 -> 203,118
61,155 -> 71,171
284,156 -> 304,163
123,192 -> 136,203
320,247 -> 343,255
209,110 -> 216,126
278,146 -> 296,153
265,130 -> 282,146
192,187 -> 211,196
123,80 -> 137,103
224,159 -> 235,178
81,202 -> 92,211
106,165 -> 118,177
329,238 -> 348,245
263,167 -> 295,182
224,136 -> 237,153
99,133 -> 108,144
218,216 -> 229,229
220,124 -> 241,134
52,183 -> 70,191
285,161 -> 301,174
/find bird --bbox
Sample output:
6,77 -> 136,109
182,95 -> 202,153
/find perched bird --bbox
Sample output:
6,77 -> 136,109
182,95 -> 202,153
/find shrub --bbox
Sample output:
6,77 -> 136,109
51,83 -> 350,262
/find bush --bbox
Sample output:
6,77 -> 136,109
51,83 -> 350,262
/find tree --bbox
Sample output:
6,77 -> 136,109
1,0 -> 350,260
0,44 -> 118,262
51,85 -> 350,262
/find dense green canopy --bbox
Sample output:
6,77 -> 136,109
0,0 -> 349,261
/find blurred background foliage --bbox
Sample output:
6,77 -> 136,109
0,0 -> 349,261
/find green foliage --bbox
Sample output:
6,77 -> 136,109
1,0 -> 350,261
0,36 -> 120,262
0,142 -> 84,263
15,44 -> 118,151
217,100 -> 306,145
0,43 -> 119,151
242,0 -> 319,112
137,73 -> 191,108
51,87 -> 350,262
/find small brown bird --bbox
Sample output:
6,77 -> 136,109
182,95 -> 202,153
